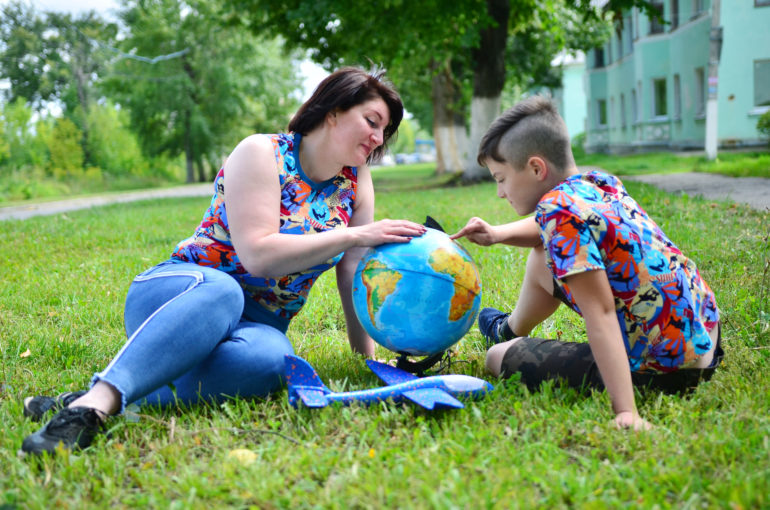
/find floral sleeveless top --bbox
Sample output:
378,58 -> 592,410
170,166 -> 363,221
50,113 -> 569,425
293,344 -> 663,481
536,171 -> 719,373
171,133 -> 357,332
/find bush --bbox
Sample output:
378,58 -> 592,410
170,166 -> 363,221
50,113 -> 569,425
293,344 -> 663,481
757,110 -> 770,145
571,132 -> 587,159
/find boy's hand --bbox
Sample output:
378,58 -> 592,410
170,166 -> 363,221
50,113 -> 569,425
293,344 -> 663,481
450,217 -> 497,246
614,411 -> 653,432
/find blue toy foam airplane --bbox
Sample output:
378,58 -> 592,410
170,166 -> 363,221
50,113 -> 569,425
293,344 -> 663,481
285,354 -> 493,410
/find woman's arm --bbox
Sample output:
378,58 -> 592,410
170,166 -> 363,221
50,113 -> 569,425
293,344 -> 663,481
224,135 -> 424,277
566,269 -> 652,431
450,216 -> 541,247
336,165 -> 377,356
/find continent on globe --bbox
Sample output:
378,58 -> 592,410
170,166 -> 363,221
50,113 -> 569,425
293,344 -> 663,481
428,248 -> 482,321
351,227 -> 482,357
360,259 -> 402,325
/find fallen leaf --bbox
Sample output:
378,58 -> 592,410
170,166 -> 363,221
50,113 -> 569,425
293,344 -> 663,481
228,448 -> 258,466
20,349 -> 31,358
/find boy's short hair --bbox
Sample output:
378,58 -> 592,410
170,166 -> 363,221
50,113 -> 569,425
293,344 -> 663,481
477,96 -> 574,172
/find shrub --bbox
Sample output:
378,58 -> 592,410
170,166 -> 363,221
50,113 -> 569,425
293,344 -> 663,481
757,110 -> 770,145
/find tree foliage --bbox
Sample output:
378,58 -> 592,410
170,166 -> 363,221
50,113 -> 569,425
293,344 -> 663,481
0,1 -> 118,116
107,0 -> 301,182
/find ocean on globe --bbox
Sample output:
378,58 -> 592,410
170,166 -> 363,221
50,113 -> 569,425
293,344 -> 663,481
351,227 -> 482,356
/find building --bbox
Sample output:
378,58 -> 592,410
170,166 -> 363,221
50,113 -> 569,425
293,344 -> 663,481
584,0 -> 770,153
551,52 -> 588,139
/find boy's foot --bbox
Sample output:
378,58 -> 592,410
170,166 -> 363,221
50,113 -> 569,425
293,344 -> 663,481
20,407 -> 105,456
478,307 -> 511,348
23,391 -> 87,421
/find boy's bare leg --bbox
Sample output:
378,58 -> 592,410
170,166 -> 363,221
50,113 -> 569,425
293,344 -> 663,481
486,244 -> 562,376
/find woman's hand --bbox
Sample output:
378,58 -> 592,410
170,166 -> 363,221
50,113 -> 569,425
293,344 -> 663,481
450,217 -> 498,246
352,219 -> 426,247
613,411 -> 653,431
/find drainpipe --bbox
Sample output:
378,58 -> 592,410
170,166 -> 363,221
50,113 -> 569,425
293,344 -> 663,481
705,0 -> 722,160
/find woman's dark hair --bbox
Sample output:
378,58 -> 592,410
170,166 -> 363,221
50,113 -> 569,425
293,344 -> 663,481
288,66 -> 403,164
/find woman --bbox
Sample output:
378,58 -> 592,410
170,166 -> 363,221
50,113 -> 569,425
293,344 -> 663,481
21,67 -> 426,455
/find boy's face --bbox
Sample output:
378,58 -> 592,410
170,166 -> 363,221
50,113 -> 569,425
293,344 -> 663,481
487,159 -> 543,216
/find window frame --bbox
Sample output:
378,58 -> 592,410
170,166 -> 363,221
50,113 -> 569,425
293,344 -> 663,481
754,59 -> 770,107
695,67 -> 706,117
652,77 -> 668,119
649,2 -> 665,35
673,74 -> 682,120
597,99 -> 608,128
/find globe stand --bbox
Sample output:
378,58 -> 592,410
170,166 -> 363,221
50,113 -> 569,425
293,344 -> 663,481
395,350 -> 450,377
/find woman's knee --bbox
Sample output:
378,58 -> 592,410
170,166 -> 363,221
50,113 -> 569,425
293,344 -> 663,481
231,323 -> 294,376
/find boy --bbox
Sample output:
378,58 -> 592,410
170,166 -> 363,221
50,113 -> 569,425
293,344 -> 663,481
451,96 -> 721,430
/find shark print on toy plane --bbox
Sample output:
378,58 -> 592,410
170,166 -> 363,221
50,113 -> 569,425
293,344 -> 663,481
285,355 -> 493,410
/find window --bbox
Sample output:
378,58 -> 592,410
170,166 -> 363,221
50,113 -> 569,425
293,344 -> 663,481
649,2 -> 665,34
673,74 -> 681,119
755,0 -> 770,7
653,78 -> 667,117
671,0 -> 679,29
695,67 -> 706,116
594,48 -> 605,68
620,93 -> 627,127
610,97 -> 616,128
755,60 -> 770,106
597,99 -> 608,127
694,0 -> 706,16
625,15 -> 634,54
633,7 -> 640,40
631,89 -> 638,123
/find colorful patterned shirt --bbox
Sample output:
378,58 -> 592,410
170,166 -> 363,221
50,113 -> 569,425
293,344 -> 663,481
171,133 -> 357,332
536,170 -> 719,373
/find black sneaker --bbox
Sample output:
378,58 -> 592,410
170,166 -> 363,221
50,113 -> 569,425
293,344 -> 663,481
478,307 -> 510,348
21,407 -> 104,456
23,391 -> 87,421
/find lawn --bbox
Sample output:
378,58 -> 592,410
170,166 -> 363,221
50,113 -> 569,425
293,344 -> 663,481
1,163 -> 769,509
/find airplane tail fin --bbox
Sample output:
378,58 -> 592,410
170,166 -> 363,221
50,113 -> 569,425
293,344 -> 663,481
285,354 -> 330,408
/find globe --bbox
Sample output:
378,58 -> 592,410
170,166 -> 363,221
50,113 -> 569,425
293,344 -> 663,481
351,227 -> 482,356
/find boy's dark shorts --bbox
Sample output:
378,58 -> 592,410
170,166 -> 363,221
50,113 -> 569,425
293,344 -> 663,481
500,324 -> 724,394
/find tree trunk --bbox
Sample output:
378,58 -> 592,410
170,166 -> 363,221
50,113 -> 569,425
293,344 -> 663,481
463,0 -> 510,182
431,60 -> 468,175
195,157 -> 207,183
184,110 -> 195,183
72,60 -> 92,167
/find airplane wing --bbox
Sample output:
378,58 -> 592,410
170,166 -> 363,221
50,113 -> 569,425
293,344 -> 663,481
402,388 -> 464,410
366,359 -> 419,385
293,387 -> 328,408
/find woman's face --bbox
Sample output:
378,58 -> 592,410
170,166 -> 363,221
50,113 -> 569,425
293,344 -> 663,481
329,97 -> 390,167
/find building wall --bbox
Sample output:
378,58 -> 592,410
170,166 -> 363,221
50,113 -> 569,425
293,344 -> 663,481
584,0 -> 770,153
560,62 -> 587,139
718,1 -> 770,143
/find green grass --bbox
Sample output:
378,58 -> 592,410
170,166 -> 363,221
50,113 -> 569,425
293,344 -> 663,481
2,164 -> 769,508
575,150 -> 770,178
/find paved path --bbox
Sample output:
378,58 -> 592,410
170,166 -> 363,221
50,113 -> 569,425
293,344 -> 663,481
0,183 -> 212,221
1,172 -> 769,221
624,172 -> 770,211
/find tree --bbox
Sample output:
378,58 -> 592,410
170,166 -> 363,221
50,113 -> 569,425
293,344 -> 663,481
0,1 -> 58,110
0,1 -> 120,168
228,1 -> 662,180
227,0 -> 485,174
108,0 -> 301,183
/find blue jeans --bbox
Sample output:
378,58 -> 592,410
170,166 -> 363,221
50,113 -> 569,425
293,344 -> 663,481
92,261 -> 294,412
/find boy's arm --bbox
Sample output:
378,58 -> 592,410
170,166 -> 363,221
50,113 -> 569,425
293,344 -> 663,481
565,269 -> 653,431
451,216 -> 542,247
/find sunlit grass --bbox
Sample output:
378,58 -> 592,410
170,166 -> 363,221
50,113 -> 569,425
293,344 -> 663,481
1,164 -> 769,508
